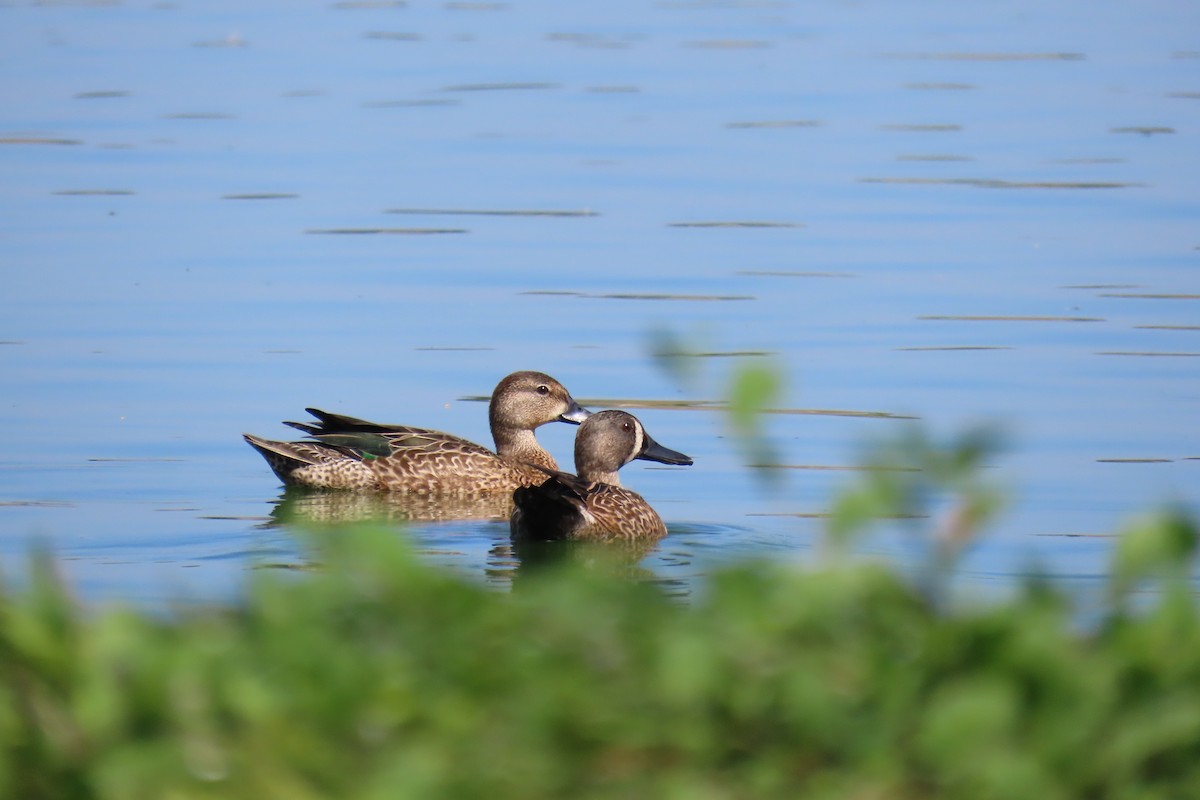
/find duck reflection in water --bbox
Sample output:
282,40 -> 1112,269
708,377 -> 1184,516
267,486 -> 516,526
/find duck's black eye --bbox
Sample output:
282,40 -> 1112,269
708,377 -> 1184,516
622,422 -> 633,432
536,384 -> 550,395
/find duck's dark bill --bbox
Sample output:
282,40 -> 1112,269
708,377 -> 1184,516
638,435 -> 694,466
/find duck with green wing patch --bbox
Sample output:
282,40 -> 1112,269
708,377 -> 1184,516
244,371 -> 589,493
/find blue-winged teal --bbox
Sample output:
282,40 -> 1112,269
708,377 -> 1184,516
244,371 -> 590,493
510,410 -> 693,541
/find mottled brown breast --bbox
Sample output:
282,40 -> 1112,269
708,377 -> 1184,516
510,474 -> 668,541
580,484 -> 668,540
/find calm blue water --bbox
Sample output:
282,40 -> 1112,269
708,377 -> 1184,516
2,0 -> 1198,609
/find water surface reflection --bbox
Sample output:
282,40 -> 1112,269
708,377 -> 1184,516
1,0 -> 1197,609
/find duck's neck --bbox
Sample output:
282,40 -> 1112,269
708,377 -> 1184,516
579,467 -> 621,487
495,428 -> 556,470
575,447 -> 622,486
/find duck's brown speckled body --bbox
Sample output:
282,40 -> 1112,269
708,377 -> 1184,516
510,410 -> 692,541
244,371 -> 589,494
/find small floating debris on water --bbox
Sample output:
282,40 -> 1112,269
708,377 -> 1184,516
441,82 -> 559,92
588,293 -> 755,302
1096,351 -> 1200,358
1110,126 -> 1175,136
861,177 -> 1138,189
667,221 -> 804,229
463,394 -> 914,420
74,90 -> 131,99
460,395 -> 725,411
747,511 -> 833,519
52,189 -> 135,196
747,511 -> 929,520
519,290 -> 754,301
886,52 -> 1085,61
200,515 -> 276,522
879,123 -> 962,132
0,500 -> 75,508
919,314 -> 1105,323
305,227 -> 467,235
895,345 -> 1014,351
364,31 -> 422,41
222,193 -> 299,200
365,99 -> 461,108
763,407 -> 917,420
726,120 -> 821,129
0,340 -> 25,345
1034,532 -> 1116,538
253,562 -> 313,571
580,398 -> 727,411
0,136 -> 82,146
1135,324 -> 1200,331
1099,292 -> 1200,299
1096,458 -> 1175,463
88,458 -> 185,463
1061,283 -> 1140,290
386,207 -> 598,217
746,463 -> 921,472
1167,91 -> 1200,100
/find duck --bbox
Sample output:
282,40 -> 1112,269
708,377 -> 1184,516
243,371 -> 590,493
510,410 -> 693,541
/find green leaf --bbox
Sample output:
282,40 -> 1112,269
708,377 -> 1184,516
1111,508 -> 1199,600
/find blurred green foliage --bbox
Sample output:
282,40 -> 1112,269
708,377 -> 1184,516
725,361 -> 785,476
647,324 -> 785,477
5,345 -> 1197,797
824,423 -> 1009,607
827,424 -> 1007,545
2,513 -> 1199,799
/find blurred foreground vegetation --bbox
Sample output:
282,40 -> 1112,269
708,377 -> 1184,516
2,506 -> 1199,799
4,343 -> 1197,797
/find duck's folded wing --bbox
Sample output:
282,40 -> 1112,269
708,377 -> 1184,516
284,408 -> 498,460
285,407 -> 431,437
511,473 -> 596,540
